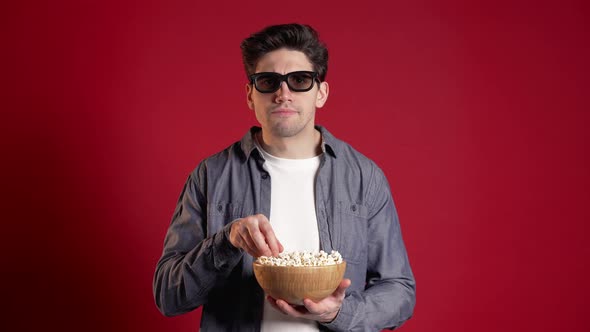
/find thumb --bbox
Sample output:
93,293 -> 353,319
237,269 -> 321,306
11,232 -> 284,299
333,278 -> 351,298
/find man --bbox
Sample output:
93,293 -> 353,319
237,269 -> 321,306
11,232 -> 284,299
153,23 -> 416,331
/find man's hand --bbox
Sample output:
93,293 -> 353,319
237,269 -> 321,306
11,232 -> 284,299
229,214 -> 283,257
267,278 -> 352,323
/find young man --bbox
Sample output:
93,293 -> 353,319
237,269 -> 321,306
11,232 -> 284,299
153,23 -> 416,331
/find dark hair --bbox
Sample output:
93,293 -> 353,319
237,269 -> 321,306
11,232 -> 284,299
240,23 -> 329,81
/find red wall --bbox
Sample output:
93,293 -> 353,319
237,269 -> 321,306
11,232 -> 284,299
3,0 -> 588,331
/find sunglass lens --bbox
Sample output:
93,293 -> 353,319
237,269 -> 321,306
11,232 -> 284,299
287,72 -> 314,91
255,74 -> 281,92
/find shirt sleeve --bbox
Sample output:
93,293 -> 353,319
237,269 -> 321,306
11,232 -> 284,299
152,162 -> 244,316
322,166 -> 416,331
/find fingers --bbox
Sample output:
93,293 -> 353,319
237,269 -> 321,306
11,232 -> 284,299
267,279 -> 353,322
230,216 -> 264,256
258,217 -> 283,256
270,297 -> 308,317
267,296 -> 288,315
271,296 -> 340,323
229,214 -> 282,257
246,223 -> 272,256
238,232 -> 258,256
305,278 -> 351,310
298,279 -> 351,322
267,296 -> 285,314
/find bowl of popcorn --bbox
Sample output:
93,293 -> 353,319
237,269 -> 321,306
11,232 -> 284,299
253,250 -> 347,305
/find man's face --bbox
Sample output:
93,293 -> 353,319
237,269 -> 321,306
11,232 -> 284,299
246,48 -> 329,139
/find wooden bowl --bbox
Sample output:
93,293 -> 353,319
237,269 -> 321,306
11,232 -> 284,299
253,261 -> 347,305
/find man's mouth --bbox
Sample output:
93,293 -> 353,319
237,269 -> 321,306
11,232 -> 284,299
271,108 -> 297,116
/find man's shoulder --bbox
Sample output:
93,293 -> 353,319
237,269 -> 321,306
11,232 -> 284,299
193,128 -> 257,170
321,127 -> 379,170
198,141 -> 246,169
323,129 -> 392,197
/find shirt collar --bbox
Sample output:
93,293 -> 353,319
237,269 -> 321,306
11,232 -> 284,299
240,125 -> 337,161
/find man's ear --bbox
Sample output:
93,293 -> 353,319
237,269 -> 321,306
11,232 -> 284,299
315,81 -> 329,108
246,84 -> 254,110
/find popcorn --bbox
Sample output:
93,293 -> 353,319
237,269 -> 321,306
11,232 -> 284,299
255,250 -> 343,266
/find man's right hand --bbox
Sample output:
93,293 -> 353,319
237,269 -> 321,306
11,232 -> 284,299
229,214 -> 283,258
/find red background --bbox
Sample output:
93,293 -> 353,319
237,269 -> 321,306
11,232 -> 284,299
3,0 -> 589,331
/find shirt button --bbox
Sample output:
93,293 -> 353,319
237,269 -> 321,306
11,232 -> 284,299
217,204 -> 223,212
351,205 -> 357,212
261,173 -> 269,179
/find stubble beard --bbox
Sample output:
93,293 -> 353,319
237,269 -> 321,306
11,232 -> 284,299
269,110 -> 315,138
270,123 -> 303,138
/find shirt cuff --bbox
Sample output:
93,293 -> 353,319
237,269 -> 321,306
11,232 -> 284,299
320,296 -> 353,332
211,220 -> 244,271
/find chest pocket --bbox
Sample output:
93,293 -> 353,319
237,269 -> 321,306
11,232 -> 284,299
333,201 -> 368,265
207,202 -> 248,236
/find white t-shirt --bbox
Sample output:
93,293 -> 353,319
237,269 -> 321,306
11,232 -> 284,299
255,141 -> 321,332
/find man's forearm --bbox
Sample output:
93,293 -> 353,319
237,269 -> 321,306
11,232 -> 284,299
322,279 -> 415,331
153,222 -> 243,316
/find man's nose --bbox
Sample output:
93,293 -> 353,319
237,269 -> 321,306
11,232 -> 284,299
275,81 -> 292,102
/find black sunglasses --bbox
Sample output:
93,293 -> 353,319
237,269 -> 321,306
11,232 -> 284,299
249,71 -> 319,93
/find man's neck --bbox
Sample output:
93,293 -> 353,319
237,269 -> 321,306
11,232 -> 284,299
257,128 -> 322,159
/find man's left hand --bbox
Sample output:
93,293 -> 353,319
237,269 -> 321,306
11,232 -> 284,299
267,278 -> 352,323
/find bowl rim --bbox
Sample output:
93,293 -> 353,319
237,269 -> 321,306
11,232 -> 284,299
252,261 -> 346,268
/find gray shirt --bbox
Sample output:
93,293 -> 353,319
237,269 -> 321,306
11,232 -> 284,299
153,126 -> 416,331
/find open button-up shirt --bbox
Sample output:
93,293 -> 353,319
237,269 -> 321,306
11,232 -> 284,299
153,126 -> 416,331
